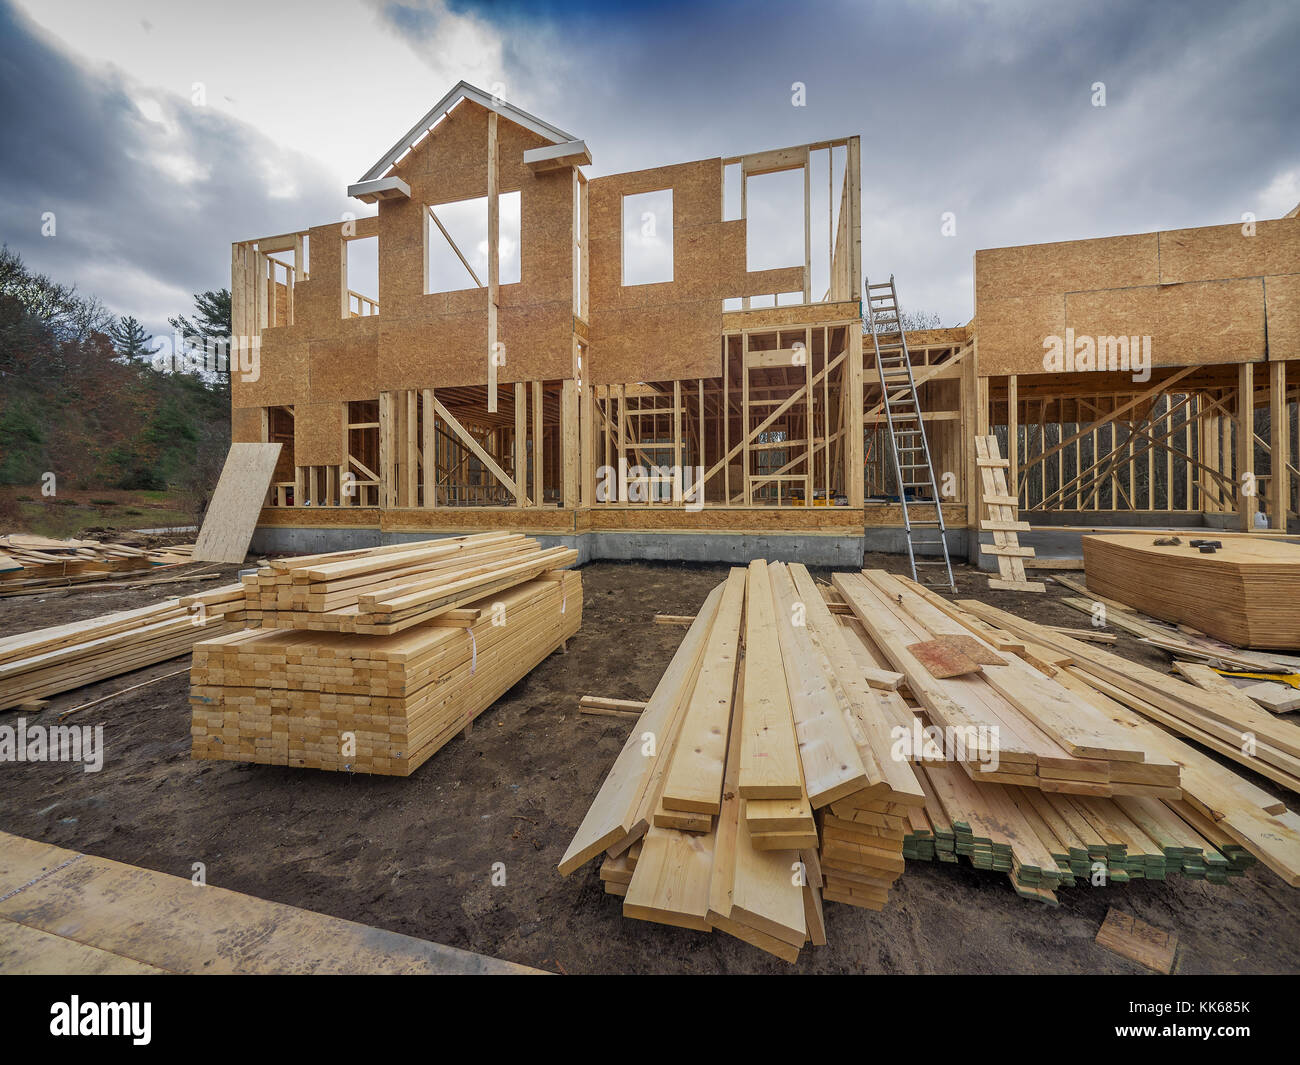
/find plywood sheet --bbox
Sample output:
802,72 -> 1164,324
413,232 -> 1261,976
973,293 -> 1065,377
230,406 -> 264,444
1158,217 -> 1300,285
295,402 -> 344,466
1265,273 -> 1300,361
194,443 -> 283,563
974,233 -> 1159,305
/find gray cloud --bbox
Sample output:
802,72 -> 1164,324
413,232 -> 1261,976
2,0 -> 1296,337
0,2 -> 354,338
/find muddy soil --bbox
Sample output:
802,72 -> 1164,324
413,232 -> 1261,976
1,556 -> 1297,974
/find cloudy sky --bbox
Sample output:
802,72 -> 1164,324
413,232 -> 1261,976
2,0 -> 1297,338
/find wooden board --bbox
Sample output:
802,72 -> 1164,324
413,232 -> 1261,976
1095,908 -> 1177,974
194,443 -> 283,563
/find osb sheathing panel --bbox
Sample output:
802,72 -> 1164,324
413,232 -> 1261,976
1065,279 -> 1266,367
1265,273 -> 1300,360
375,99 -> 575,387
1158,218 -> 1300,285
974,233 -> 1159,305
309,317 -> 379,402
230,407 -> 264,445
231,332 -> 308,408
589,159 -> 796,384
973,294 -> 1065,377
294,401 -> 344,466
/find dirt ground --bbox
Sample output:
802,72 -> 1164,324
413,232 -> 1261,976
2,555 -> 1298,974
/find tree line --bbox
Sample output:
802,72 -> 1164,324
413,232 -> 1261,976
0,245 -> 231,503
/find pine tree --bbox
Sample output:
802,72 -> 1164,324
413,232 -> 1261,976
107,315 -> 151,361
168,289 -> 232,390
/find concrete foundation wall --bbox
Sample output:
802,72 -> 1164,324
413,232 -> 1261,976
249,526 -> 865,568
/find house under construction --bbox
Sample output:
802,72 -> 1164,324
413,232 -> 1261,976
230,82 -> 1300,566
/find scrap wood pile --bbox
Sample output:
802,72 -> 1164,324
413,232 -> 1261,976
188,533 -> 580,775
0,535 -> 196,595
561,562 -> 1300,963
0,595 -> 245,711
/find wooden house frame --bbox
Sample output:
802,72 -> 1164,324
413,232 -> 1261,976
230,83 -> 1299,562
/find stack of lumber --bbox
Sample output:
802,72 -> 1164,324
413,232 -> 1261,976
921,596 -> 1300,887
0,597 -> 244,711
832,569 -> 1183,798
974,435 -> 1044,592
956,597 -> 1300,797
1053,573 -> 1300,715
563,562 -> 1299,962
0,534 -> 194,594
1082,533 -> 1300,649
189,536 -> 580,776
904,764 -> 1255,905
239,533 -> 577,635
559,560 -> 929,962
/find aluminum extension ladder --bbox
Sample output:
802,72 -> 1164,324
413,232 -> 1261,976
865,275 -> 956,592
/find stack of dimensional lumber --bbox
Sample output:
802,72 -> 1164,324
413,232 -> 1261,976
240,533 -> 577,635
830,569 -> 1183,798
189,538 -> 580,776
560,561 -> 927,962
915,596 -> 1300,887
1050,573 -> 1300,714
956,596 -> 1300,797
904,763 -> 1256,906
1082,533 -> 1300,649
0,596 -> 244,710
0,534 -> 195,593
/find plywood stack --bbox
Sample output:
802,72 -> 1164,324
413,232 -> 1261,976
241,533 -> 577,634
974,436 -> 1044,593
0,596 -> 244,711
189,535 -> 580,776
1082,533 -> 1300,649
559,561 -> 925,961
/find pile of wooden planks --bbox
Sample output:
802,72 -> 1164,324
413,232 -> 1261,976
928,597 -> 1300,887
956,597 -> 1300,798
905,763 -> 1256,906
560,561 -> 928,962
562,561 -> 1300,961
239,533 -> 578,635
0,535 -> 195,595
832,570 -> 1183,798
0,596 -> 244,711
189,536 -> 580,776
1081,533 -> 1300,649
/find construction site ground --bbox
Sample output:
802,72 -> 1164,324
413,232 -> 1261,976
1,554 -> 1297,975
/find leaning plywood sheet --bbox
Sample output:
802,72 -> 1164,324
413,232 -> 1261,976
193,443 -> 283,563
